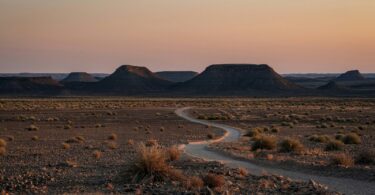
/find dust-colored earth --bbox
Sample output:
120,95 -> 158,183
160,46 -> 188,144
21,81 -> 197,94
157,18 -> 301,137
0,98 -> 366,194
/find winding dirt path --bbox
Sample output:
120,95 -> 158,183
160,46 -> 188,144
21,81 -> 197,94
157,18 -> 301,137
176,107 -> 375,195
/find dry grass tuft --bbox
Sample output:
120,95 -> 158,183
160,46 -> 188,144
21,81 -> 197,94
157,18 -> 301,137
0,147 -> 6,156
238,167 -> 248,177
108,133 -> 117,140
342,133 -> 361,144
244,129 -> 260,137
167,145 -> 181,161
26,124 -> 39,131
203,173 -> 225,188
252,136 -> 277,151
62,143 -> 71,149
129,143 -> 170,182
355,149 -> 375,165
184,176 -> 204,190
278,138 -> 304,153
127,139 -> 135,146
145,139 -> 158,147
93,150 -> 102,159
0,139 -> 7,147
325,140 -> 344,151
309,135 -> 330,143
331,153 -> 354,167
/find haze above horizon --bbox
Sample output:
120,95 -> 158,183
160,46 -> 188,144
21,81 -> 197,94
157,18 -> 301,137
0,0 -> 374,74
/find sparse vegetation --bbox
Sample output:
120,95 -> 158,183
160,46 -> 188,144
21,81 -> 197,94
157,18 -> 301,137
62,143 -> 71,149
0,138 -> 7,147
251,136 -> 277,151
31,136 -> 39,141
146,139 -> 158,147
26,125 -> 39,131
309,135 -> 330,143
342,133 -> 361,144
127,139 -> 135,146
244,129 -> 260,138
128,143 -> 171,182
355,149 -> 375,165
167,145 -> 181,161
0,147 -> 6,156
331,153 -> 354,167
0,138 -> 6,156
184,176 -> 204,190
108,133 -> 117,140
203,173 -> 225,188
278,138 -> 304,153
93,150 -> 102,159
325,140 -> 344,151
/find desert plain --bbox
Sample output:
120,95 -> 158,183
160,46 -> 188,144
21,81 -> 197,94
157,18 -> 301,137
0,98 -> 374,194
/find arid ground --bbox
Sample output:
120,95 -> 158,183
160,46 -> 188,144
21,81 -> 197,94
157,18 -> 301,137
1,98 -> 374,194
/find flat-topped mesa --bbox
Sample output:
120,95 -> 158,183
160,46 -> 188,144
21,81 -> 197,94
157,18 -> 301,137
174,64 -> 300,93
335,70 -> 365,81
92,65 -> 172,94
61,72 -> 97,83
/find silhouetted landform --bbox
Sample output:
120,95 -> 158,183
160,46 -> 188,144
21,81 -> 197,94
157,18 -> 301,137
285,77 -> 333,89
61,72 -> 98,83
172,64 -> 301,95
1,64 -> 375,97
284,73 -> 375,79
318,81 -> 346,91
87,65 -> 172,95
0,77 -> 63,95
0,73 -> 110,81
335,70 -> 365,81
155,71 -> 198,82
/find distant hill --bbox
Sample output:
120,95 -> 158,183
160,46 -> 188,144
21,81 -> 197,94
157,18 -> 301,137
0,77 -> 63,95
335,70 -> 365,81
90,65 -> 172,94
155,71 -> 198,82
318,81 -> 346,90
0,73 -> 109,81
61,72 -> 97,83
172,64 -> 301,95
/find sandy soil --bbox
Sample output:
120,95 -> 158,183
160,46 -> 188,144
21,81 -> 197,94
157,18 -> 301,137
189,99 -> 375,181
0,98 -> 349,194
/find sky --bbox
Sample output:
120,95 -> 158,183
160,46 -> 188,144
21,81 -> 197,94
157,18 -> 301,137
0,0 -> 374,74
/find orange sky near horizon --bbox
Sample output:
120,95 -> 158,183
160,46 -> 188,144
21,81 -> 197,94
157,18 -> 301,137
0,0 -> 374,73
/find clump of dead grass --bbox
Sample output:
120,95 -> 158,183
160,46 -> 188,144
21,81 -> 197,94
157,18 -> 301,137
331,153 -> 354,167
355,149 -> 375,165
251,136 -> 277,151
325,140 -> 344,151
167,145 -> 181,161
128,143 -> 170,182
108,133 -> 117,140
203,173 -> 225,188
278,138 -> 304,153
